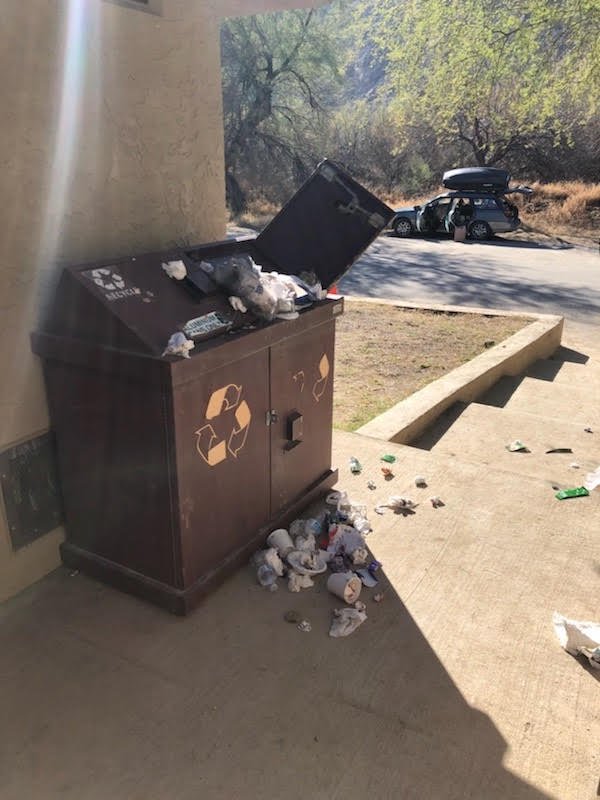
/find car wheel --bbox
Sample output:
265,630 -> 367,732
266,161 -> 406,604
393,217 -> 413,237
469,220 -> 492,241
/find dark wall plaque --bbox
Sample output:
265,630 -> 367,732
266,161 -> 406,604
0,433 -> 64,551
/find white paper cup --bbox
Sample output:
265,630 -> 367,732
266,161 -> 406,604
327,572 -> 362,604
266,528 -> 295,557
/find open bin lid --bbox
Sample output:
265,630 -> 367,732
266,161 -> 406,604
255,159 -> 394,288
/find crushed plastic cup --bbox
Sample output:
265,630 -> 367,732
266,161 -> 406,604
266,528 -> 295,557
327,572 -> 362,604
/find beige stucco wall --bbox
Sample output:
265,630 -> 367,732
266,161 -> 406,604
0,0 -> 325,603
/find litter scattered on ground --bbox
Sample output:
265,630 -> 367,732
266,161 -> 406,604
297,620 -> 312,633
355,568 -> 378,587
287,550 -> 328,575
263,548 -> 285,576
266,528 -> 295,557
555,486 -> 589,500
545,447 -> 573,454
256,564 -> 278,591
254,486 -> 388,636
255,464 -> 446,633
288,572 -> 315,592
381,466 -> 394,479
570,462 -> 581,469
349,456 -> 362,474
584,466 -> 600,491
506,440 -> 529,452
327,571 -> 362,603
553,612 -> 600,669
375,496 -> 417,515
584,427 -> 594,433
380,454 -> 397,463
329,602 -> 367,638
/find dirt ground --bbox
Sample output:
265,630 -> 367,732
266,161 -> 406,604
333,303 -> 529,430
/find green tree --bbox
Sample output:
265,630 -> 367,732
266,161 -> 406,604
376,0 -> 600,166
221,9 -> 340,212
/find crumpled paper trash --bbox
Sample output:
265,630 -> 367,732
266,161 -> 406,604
198,255 -> 315,322
553,612 -> 600,669
329,601 -> 367,638
288,571 -> 314,592
375,496 -> 417,514
584,465 -> 600,491
161,260 -> 187,280
162,332 -> 195,358
327,525 -> 366,559
264,547 -> 285,577
294,532 -> 317,552
254,547 -> 285,577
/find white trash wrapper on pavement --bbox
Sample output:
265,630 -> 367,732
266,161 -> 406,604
553,612 -> 600,669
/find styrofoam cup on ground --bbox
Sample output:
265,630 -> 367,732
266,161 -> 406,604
266,528 -> 295,557
327,571 -> 362,604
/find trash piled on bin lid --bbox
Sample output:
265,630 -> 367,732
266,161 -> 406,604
198,254 -> 327,323
252,489 -> 380,637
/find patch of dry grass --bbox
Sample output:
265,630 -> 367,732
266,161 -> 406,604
333,303 -> 530,431
231,197 -> 279,232
517,181 -> 600,241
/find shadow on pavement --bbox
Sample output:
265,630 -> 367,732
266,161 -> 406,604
0,555 -> 555,800
341,240 -> 600,320
383,231 -> 571,250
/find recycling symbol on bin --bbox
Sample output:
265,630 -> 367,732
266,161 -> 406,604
312,354 -> 330,402
195,384 -> 252,467
87,268 -> 126,292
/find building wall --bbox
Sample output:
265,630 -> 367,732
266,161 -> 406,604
0,0 -> 324,603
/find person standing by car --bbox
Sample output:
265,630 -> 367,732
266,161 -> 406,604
447,198 -> 469,241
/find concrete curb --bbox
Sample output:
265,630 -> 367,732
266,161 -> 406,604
351,299 -> 564,444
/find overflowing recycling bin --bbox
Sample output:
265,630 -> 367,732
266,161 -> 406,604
31,160 -> 393,614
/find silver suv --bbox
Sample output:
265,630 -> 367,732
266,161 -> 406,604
390,168 -> 532,241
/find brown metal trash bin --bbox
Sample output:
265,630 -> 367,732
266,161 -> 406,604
31,160 -> 393,614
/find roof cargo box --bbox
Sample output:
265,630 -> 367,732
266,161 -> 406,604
442,167 -> 510,191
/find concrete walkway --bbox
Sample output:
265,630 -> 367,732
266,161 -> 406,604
1,323 -> 598,800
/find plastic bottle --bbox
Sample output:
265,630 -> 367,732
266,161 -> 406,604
349,456 -> 362,474
257,564 -> 278,591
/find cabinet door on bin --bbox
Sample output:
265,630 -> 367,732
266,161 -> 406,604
270,320 -> 335,514
173,350 -> 270,588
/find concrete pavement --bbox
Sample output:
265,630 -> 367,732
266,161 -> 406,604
1,319 -> 599,800
340,235 -> 600,325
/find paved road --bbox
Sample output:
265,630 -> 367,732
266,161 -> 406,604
340,233 -> 600,325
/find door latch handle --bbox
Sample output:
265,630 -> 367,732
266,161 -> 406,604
285,411 -> 303,450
